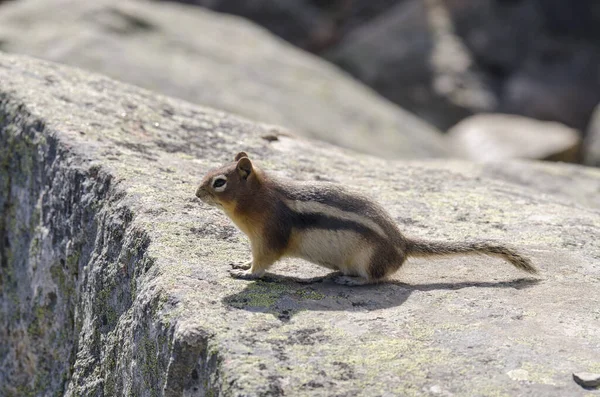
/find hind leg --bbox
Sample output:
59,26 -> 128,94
332,247 -> 376,286
334,246 -> 405,286
367,247 -> 406,283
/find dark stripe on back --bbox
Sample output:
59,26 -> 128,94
275,182 -> 403,241
265,177 -> 407,246
291,211 -> 380,240
263,198 -> 384,256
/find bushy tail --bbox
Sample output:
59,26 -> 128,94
405,239 -> 538,274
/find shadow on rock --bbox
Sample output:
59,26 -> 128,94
222,273 -> 540,322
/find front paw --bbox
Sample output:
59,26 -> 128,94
229,269 -> 262,280
229,261 -> 252,270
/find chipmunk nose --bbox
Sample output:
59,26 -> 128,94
195,185 -> 204,198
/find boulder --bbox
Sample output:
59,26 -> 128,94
326,0 -> 600,131
447,114 -> 581,162
0,0 -> 448,160
1,52 -> 600,396
500,40 -> 600,132
449,0 -> 600,130
152,0 -> 403,52
462,160 -> 600,210
151,0 -> 334,51
583,103 -> 600,167
326,0 -> 494,131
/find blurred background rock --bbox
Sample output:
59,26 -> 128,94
1,0 -> 599,165
157,0 -> 600,132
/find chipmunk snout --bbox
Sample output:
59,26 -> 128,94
196,186 -> 219,207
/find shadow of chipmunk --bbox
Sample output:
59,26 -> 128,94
222,271 -> 540,322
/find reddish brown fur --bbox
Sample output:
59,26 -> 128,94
196,153 -> 290,274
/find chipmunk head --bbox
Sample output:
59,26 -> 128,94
196,152 -> 257,208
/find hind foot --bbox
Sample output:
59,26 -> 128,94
333,275 -> 371,286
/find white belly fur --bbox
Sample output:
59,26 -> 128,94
288,229 -> 373,277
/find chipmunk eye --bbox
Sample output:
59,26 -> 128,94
213,178 -> 226,189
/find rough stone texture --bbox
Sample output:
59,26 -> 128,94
0,0 -> 448,160
447,114 -> 581,162
584,103 -> 600,167
463,160 -> 600,210
1,52 -> 600,396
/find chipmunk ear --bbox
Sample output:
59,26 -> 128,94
234,152 -> 249,161
237,157 -> 253,180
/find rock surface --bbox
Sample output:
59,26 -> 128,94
0,0 -> 448,160
573,372 -> 600,388
459,160 -> 600,210
157,0 -> 402,52
155,0 -> 335,51
447,114 -> 581,162
2,52 -> 600,396
584,103 -> 600,167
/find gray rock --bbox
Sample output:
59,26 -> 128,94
472,160 -> 600,210
447,114 -> 581,162
154,0 -> 334,51
326,0 -> 495,131
533,0 -> 600,40
500,40 -> 600,132
2,52 -> 600,396
0,0 -> 448,160
327,0 -> 600,132
573,372 -> 600,388
445,0 -> 600,132
154,0 -> 402,52
583,103 -> 600,167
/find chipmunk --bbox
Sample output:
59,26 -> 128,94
195,152 -> 537,286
